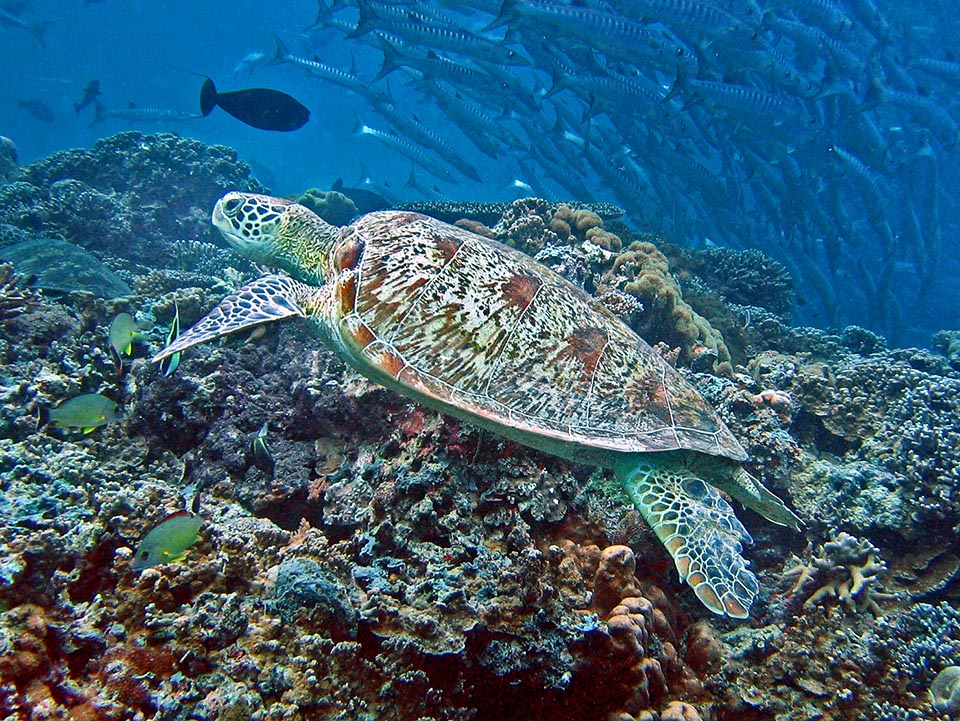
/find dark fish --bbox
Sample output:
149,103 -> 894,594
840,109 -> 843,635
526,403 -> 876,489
251,422 -> 275,474
74,80 -> 101,116
331,177 -> 392,214
18,99 -> 54,122
199,77 -> 309,132
158,301 -> 181,377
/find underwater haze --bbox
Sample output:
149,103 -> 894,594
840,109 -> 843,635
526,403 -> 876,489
2,0 -> 959,346
4,1 -> 960,720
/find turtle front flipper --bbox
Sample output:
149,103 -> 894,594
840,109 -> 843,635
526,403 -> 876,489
615,456 -> 760,619
152,274 -> 309,362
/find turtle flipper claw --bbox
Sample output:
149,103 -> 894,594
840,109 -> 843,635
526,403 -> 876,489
152,274 -> 307,363
617,457 -> 759,619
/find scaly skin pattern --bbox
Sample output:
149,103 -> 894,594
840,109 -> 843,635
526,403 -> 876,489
616,456 -> 760,618
328,210 -> 746,462
155,193 -> 801,618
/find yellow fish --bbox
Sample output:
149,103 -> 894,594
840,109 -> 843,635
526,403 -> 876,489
132,510 -> 203,570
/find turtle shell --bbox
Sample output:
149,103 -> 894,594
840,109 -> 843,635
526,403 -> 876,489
327,211 -> 746,463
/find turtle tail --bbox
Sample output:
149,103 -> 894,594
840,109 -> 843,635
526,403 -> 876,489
615,456 -> 760,619
151,274 -> 310,363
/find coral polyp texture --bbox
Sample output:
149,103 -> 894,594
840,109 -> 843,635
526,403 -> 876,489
0,134 -> 956,719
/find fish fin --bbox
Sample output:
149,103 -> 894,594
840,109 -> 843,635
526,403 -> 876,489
159,301 -> 182,376
32,20 -> 53,47
200,77 -> 217,116
35,403 -> 49,431
616,457 -> 759,619
152,274 -> 307,363
270,33 -> 288,64
110,345 -> 124,375
375,39 -> 402,80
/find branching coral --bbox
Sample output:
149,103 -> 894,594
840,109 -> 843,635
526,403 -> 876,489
783,532 -> 894,615
681,247 -> 794,316
0,263 -> 41,320
3,131 -> 261,269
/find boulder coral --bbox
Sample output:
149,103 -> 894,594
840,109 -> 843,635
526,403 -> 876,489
294,188 -> 358,227
606,241 -> 733,375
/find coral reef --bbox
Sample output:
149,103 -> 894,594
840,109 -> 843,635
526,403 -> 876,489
782,532 -> 892,615
396,199 -> 624,227
0,136 -> 18,183
0,263 -> 41,321
294,188 -> 358,227
2,136 -> 959,720
1,131 -> 262,269
606,240 -> 733,375
680,247 -> 795,317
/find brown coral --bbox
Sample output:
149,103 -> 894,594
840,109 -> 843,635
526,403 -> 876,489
607,241 -> 732,374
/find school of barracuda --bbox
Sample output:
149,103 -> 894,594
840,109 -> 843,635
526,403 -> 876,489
260,0 -> 959,348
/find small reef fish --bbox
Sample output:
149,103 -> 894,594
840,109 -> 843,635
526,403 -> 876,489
74,80 -> 101,116
199,77 -> 310,132
18,99 -> 54,122
131,509 -> 203,571
38,392 -> 117,433
251,422 -> 275,474
158,301 -> 181,377
108,312 -> 139,369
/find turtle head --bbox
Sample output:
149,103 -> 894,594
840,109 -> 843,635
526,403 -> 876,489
212,192 -> 336,285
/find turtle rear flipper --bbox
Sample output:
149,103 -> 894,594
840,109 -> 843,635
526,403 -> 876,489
715,468 -> 803,531
152,274 -> 308,362
617,458 -> 760,619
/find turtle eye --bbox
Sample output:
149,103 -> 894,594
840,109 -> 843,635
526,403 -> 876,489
222,196 -> 243,215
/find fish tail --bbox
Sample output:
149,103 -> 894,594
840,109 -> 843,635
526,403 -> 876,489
486,0 -> 518,32
345,2 -> 374,39
308,0 -> 333,29
270,33 -> 289,64
200,77 -> 217,117
858,76 -> 884,114
375,40 -> 402,81
31,21 -> 53,47
664,65 -> 689,103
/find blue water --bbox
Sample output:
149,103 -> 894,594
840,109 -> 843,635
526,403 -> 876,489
2,0 -> 959,347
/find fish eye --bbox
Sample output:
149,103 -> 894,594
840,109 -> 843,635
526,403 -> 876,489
138,550 -> 149,560
223,197 -> 243,214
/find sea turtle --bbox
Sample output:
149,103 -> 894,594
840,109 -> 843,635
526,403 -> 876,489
154,192 -> 800,618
